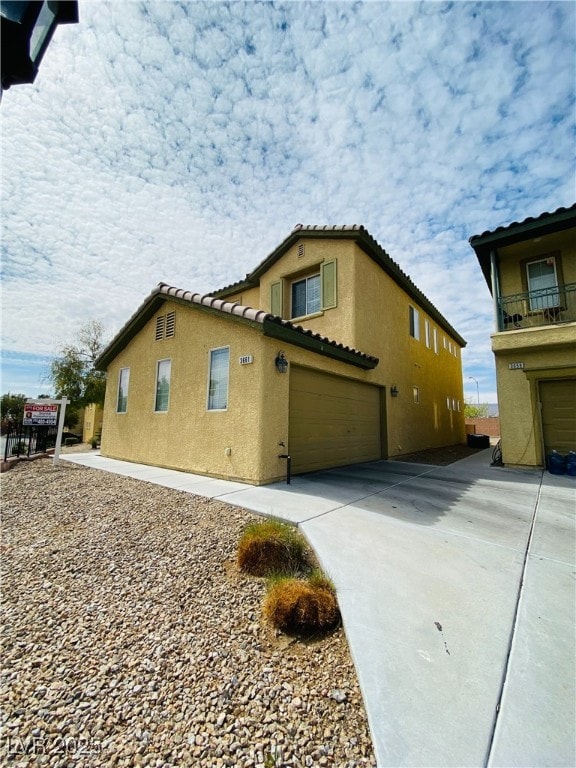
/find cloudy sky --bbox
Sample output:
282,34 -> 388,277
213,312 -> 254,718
1,0 -> 574,405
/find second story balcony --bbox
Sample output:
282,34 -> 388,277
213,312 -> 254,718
497,282 -> 576,332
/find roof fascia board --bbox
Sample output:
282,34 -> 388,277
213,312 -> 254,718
470,207 -> 576,250
262,318 -> 378,370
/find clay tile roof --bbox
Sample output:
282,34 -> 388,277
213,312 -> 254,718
96,282 -> 378,370
469,203 -> 576,245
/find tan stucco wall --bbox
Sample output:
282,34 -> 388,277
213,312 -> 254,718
350,244 -> 465,454
100,300 -> 389,484
492,323 -> 576,467
101,305 -> 271,483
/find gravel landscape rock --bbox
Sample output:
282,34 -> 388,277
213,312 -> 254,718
1,459 -> 376,767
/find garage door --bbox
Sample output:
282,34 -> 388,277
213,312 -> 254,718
289,366 -> 382,474
539,379 -> 576,455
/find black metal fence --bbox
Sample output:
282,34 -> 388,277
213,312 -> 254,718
3,423 -> 58,461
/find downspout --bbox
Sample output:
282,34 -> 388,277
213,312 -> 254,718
490,249 -> 501,332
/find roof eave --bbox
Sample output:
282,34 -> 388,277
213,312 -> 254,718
263,317 -> 379,370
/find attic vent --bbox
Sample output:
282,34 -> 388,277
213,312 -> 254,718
298,243 -> 305,257
155,311 -> 175,341
165,311 -> 176,338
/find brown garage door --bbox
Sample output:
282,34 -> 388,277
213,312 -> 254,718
289,366 -> 382,474
539,379 -> 576,455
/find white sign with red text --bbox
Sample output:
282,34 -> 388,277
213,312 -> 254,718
23,403 -> 59,426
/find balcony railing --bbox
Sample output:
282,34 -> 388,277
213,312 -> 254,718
497,282 -> 576,331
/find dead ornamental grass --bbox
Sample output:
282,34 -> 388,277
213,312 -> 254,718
264,573 -> 341,636
237,518 -> 310,576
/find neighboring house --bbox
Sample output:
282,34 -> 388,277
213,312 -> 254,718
470,204 -> 576,468
96,225 -> 466,484
82,403 -> 102,444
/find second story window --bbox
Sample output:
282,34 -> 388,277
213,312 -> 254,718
271,260 -> 337,319
526,258 -> 559,310
409,306 -> 420,340
291,274 -> 321,318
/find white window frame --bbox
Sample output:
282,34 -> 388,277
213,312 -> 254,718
207,346 -> 230,411
526,257 -> 560,310
409,306 -> 420,340
433,328 -> 438,354
425,320 -> 431,348
116,367 -> 130,413
413,386 -> 420,404
154,359 -> 171,413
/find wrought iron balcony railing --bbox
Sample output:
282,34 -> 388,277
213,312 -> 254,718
497,282 -> 576,331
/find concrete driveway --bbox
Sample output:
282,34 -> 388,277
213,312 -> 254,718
62,449 -> 576,767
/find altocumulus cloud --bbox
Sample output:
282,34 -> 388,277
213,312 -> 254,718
1,0 -> 574,402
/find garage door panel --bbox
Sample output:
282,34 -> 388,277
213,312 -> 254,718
289,367 -> 381,474
540,379 -> 576,455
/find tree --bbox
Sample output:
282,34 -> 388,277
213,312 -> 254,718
0,392 -> 28,425
464,403 -> 489,419
50,320 -> 107,410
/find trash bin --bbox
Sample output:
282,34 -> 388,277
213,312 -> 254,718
467,433 -> 490,449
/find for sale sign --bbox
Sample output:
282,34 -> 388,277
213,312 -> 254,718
23,403 -> 59,426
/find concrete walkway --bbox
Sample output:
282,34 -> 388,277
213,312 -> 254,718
61,450 -> 576,767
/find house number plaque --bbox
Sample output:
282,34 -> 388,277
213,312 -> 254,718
508,362 -> 524,370
239,355 -> 253,365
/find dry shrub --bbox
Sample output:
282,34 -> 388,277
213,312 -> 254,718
264,576 -> 340,636
237,519 -> 309,577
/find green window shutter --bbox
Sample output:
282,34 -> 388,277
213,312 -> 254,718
321,260 -> 337,310
270,281 -> 283,316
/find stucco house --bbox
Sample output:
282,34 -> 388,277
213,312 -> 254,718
470,204 -> 576,468
96,224 -> 466,484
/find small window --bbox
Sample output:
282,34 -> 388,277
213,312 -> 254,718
292,274 -> 321,318
433,328 -> 438,354
413,386 -> 420,404
208,347 -> 229,411
446,397 -> 451,410
425,320 -> 431,349
452,398 -> 457,411
155,359 -> 171,412
409,306 -> 420,340
116,368 -> 130,413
